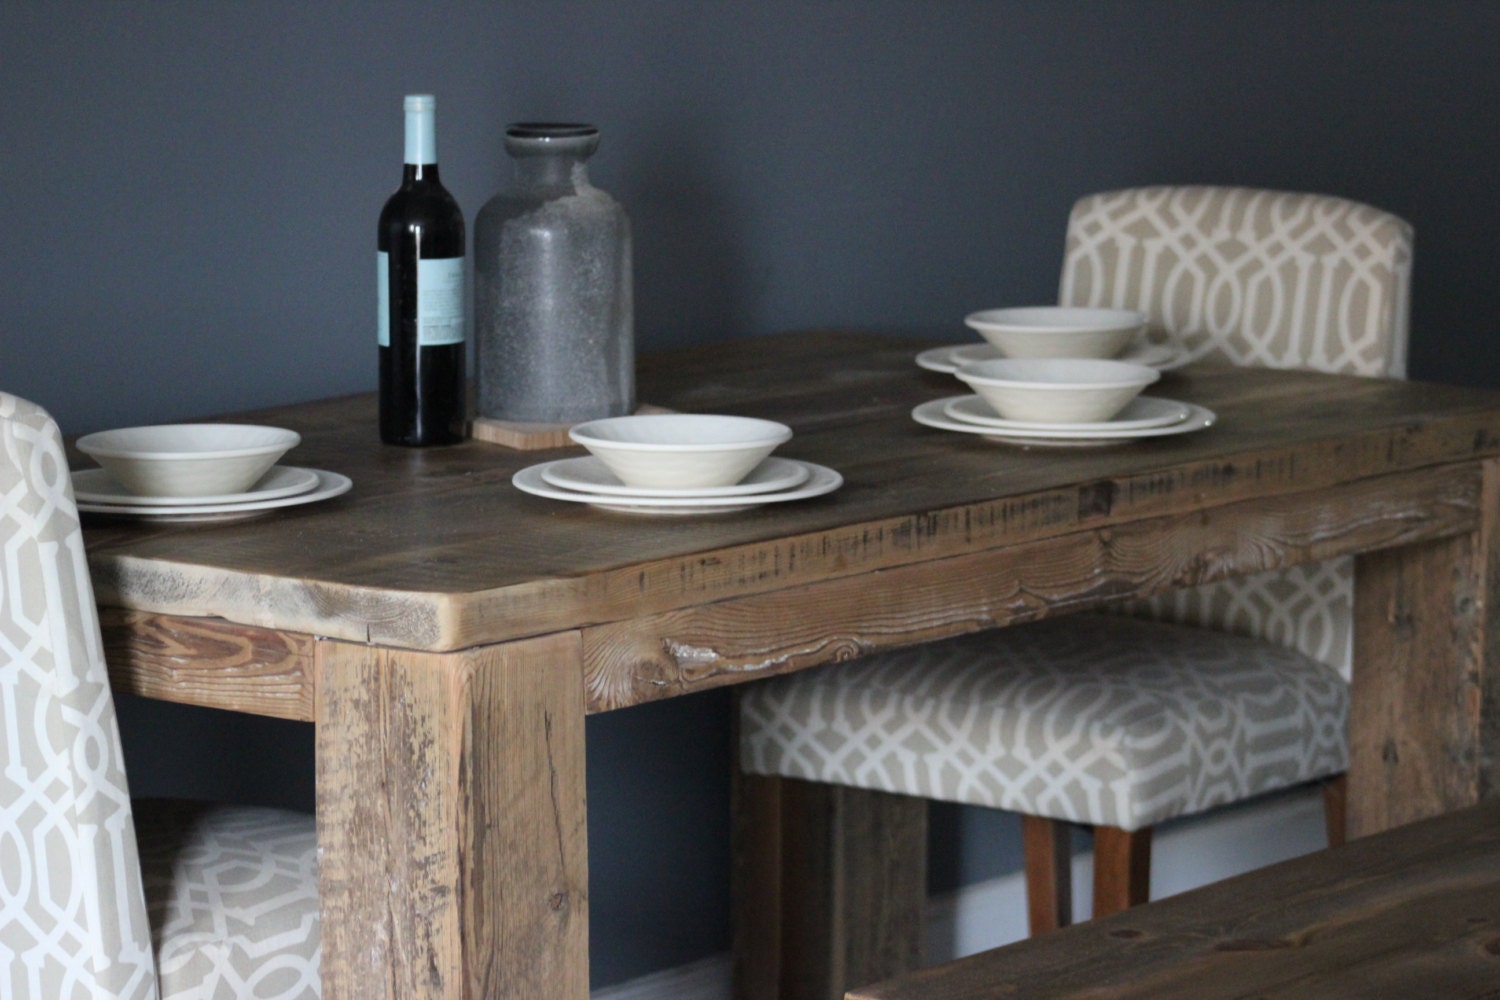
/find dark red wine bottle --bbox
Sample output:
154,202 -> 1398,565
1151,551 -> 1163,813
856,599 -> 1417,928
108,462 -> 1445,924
378,94 -> 466,446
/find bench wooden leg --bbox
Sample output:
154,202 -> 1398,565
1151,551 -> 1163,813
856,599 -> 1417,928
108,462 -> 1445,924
732,773 -> 927,1000
1092,825 -> 1151,919
1324,773 -> 1348,848
733,771 -> 786,1000
1021,815 -> 1073,934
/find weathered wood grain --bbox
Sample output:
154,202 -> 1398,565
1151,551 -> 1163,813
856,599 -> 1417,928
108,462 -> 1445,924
583,462 -> 1481,711
1348,457 -> 1500,838
846,798 -> 1500,1000
99,608 -> 314,720
315,632 -> 589,1000
78,334 -> 1500,652
103,460 -> 1480,722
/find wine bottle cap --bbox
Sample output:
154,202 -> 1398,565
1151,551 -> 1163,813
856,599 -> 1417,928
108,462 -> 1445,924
403,95 -> 438,165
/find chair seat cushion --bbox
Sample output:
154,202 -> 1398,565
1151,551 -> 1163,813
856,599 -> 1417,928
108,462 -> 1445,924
740,615 -> 1348,831
133,801 -> 319,1000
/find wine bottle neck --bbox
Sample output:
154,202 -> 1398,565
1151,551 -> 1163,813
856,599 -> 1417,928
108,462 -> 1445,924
403,163 -> 442,184
403,94 -> 438,166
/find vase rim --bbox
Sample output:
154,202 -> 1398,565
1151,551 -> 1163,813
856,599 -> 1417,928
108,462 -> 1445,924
506,122 -> 599,140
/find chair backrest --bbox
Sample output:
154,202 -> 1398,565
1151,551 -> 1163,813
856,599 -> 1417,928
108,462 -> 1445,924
0,392 -> 159,1000
1060,187 -> 1414,678
1060,185 -> 1412,377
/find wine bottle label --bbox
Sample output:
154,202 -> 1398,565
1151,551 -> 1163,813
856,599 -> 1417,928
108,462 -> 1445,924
377,252 -> 466,347
377,251 -> 390,346
415,257 -> 465,345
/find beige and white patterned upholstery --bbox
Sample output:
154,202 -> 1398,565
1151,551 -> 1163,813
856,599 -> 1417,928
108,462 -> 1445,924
741,187 -> 1411,835
1060,185 -> 1411,378
135,802 -> 320,999
0,391 -> 320,999
741,616 -> 1348,831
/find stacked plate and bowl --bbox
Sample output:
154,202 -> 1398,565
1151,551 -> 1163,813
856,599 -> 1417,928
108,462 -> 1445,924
912,307 -> 1215,446
511,414 -> 842,514
72,423 -> 350,522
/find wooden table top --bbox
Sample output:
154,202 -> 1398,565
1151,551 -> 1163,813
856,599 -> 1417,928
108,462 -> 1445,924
79,330 -> 1500,655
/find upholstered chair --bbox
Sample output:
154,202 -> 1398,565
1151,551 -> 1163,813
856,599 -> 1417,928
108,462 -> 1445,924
734,187 -> 1413,1000
0,392 -> 321,1000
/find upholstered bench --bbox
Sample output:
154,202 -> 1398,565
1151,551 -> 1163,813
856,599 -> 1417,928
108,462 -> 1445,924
844,798 -> 1500,1000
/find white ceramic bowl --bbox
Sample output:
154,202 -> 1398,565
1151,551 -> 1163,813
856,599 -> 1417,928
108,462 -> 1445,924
955,358 -> 1161,423
75,423 -> 300,497
568,414 -> 793,490
963,306 -> 1148,359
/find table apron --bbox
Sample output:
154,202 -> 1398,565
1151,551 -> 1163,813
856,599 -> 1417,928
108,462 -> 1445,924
582,460 -> 1483,711
101,460 -> 1483,723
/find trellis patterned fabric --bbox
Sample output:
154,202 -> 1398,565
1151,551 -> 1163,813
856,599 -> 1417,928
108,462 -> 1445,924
741,188 -> 1411,831
740,616 -> 1348,831
136,802 -> 320,999
1059,186 -> 1411,377
1,392 -> 157,1000
0,392 -> 320,999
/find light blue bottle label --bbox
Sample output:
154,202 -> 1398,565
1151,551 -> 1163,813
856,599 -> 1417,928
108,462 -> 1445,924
377,252 -> 466,347
416,256 -> 465,345
377,251 -> 390,346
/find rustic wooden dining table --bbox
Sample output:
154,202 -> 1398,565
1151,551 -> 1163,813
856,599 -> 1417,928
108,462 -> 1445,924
82,330 -> 1500,1000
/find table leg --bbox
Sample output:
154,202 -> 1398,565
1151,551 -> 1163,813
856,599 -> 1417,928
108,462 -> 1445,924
314,632 -> 589,1000
732,774 -> 926,1000
1349,458 -> 1500,838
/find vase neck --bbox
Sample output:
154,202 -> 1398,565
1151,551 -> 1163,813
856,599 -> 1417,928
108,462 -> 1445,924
512,155 -> 590,190
504,123 -> 600,191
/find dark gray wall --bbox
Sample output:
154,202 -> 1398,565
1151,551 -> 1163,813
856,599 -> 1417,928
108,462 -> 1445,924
4,0 -> 1498,988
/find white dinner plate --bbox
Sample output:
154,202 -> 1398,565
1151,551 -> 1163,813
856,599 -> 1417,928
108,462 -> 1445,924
941,394 -> 1192,432
912,396 -> 1216,445
915,341 -> 1186,374
514,460 -> 842,515
77,470 -> 352,522
72,464 -> 320,507
541,455 -> 810,498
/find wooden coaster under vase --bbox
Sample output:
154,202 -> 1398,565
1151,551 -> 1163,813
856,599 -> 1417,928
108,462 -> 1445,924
469,404 -> 674,451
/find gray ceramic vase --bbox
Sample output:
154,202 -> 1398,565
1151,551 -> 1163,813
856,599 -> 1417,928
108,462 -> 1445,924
473,123 -> 634,424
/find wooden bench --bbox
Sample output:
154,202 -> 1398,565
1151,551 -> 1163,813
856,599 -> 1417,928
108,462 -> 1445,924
846,799 -> 1500,999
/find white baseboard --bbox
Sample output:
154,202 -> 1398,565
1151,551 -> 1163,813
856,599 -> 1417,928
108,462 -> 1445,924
925,784 -> 1327,959
591,786 -> 1328,999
